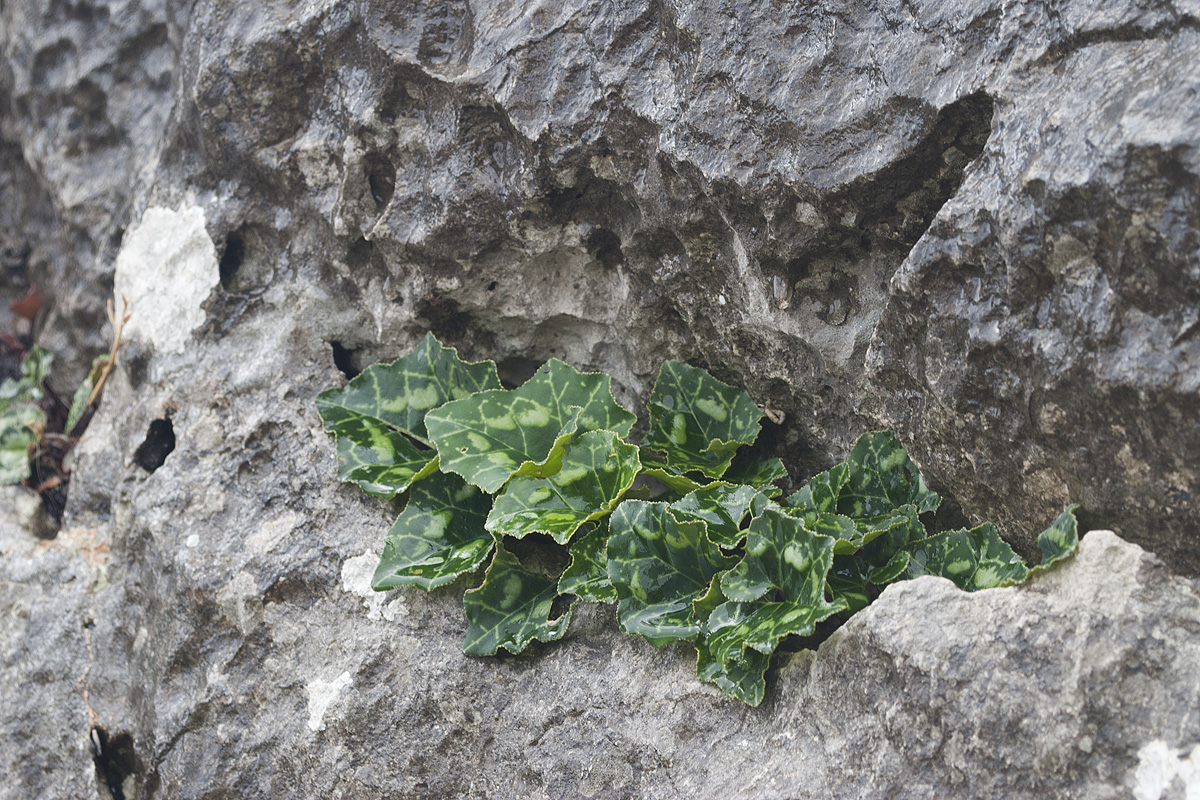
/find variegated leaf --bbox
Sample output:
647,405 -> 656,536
669,484 -> 763,549
372,472 -> 495,591
1031,505 -> 1080,575
837,431 -> 941,518
904,523 -> 1028,590
785,463 -> 850,515
695,638 -> 769,707
0,403 -> 42,484
557,522 -> 616,603
707,507 -> 846,663
638,447 -> 709,494
720,507 -> 838,604
487,430 -> 640,543
427,359 -> 635,493
704,595 -> 845,665
723,457 -> 788,495
316,334 -> 498,496
826,555 -> 873,615
606,500 -> 737,645
644,361 -> 764,479
333,424 -> 439,498
316,332 -> 500,444
462,544 -> 575,656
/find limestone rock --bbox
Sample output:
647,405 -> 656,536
2,0 -> 1199,797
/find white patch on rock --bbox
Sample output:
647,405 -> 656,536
215,570 -> 264,634
306,671 -> 352,732
113,205 -> 219,354
1133,739 -> 1200,800
341,550 -> 405,621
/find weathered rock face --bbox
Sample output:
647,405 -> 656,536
2,0 -> 1199,797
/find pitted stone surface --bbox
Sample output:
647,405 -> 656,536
2,0 -> 1199,797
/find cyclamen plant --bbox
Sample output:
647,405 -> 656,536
317,333 -> 1079,705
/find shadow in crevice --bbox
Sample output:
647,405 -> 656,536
91,727 -> 142,800
773,92 -> 996,308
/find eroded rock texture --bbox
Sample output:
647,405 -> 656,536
2,0 -> 1199,797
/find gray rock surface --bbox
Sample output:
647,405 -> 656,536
2,0 -> 1200,797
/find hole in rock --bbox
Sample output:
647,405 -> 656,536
364,153 -> 396,211
584,228 -> 624,269
417,295 -> 471,342
90,727 -> 141,800
218,231 -> 244,291
330,341 -> 361,380
217,225 -> 274,294
860,91 -> 995,246
133,418 -> 175,473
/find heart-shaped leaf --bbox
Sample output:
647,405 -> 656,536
606,500 -> 737,646
427,360 -> 635,493
317,334 -> 499,496
837,431 -> 941,518
331,424 -> 440,498
316,332 -> 500,444
904,523 -> 1028,590
644,361 -> 764,478
557,522 -> 616,603
0,403 -> 43,484
669,484 -> 765,549
786,463 -> 850,515
372,472 -> 495,591
487,430 -> 640,543
695,638 -> 769,707
723,457 -> 788,495
462,544 -> 576,656
1031,505 -> 1079,575
707,507 -> 846,663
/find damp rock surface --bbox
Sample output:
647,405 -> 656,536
2,0 -> 1200,797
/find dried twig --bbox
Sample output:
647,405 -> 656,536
85,294 -> 130,408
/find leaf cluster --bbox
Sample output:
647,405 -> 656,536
318,334 -> 1079,705
0,345 -> 53,484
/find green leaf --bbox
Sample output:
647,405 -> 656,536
644,361 -> 764,479
904,523 -> 1029,591
316,334 -> 497,496
704,596 -> 843,665
316,332 -> 501,444
1034,505 -> 1080,571
334,424 -> 439,498
462,544 -> 575,656
719,508 -> 832,603
0,344 -> 51,404
723,457 -> 788,493
837,431 -> 941,518
557,522 -> 616,603
638,447 -> 708,494
427,360 -> 635,493
371,472 -> 495,591
669,483 -> 763,549
853,505 -> 926,560
0,404 -> 42,484
606,500 -> 737,646
65,355 -> 108,435
707,507 -> 847,663
826,555 -> 873,615
786,463 -> 850,515
695,638 -> 769,707
868,548 -> 912,584
487,430 -> 640,543
0,346 -> 54,485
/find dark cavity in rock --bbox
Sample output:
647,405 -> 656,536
133,418 -> 175,473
